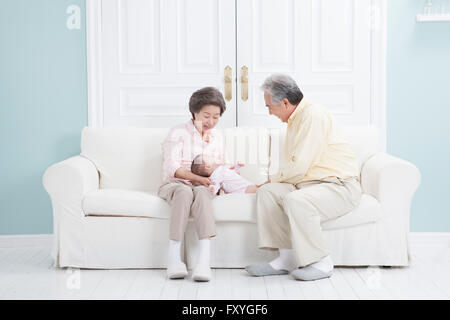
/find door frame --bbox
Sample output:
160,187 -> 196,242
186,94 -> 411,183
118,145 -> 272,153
86,0 -> 103,128
86,0 -> 387,150
369,0 -> 387,151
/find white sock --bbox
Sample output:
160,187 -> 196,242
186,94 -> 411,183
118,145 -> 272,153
269,249 -> 298,271
197,239 -> 211,266
168,240 -> 182,265
309,255 -> 333,273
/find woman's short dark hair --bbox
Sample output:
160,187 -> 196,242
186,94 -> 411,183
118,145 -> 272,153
189,87 -> 226,119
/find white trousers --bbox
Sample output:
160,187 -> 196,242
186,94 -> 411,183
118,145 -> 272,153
256,177 -> 362,267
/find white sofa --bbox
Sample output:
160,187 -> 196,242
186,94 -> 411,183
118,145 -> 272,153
43,125 -> 421,269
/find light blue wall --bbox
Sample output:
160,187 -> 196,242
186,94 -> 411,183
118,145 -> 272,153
0,0 -> 449,234
0,0 -> 87,234
387,0 -> 450,231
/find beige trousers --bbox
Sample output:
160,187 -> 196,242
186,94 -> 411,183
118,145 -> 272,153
256,176 -> 362,267
158,179 -> 216,241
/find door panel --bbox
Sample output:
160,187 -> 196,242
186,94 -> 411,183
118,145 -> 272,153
95,0 -> 378,130
101,0 -> 236,128
236,0 -> 372,127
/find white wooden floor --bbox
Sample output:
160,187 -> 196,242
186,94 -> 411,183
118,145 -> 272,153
0,243 -> 449,300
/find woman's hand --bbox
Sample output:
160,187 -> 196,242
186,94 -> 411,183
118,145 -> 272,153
194,176 -> 215,187
175,167 -> 215,187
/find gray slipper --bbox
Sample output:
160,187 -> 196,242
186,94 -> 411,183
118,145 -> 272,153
290,266 -> 332,281
245,263 -> 289,277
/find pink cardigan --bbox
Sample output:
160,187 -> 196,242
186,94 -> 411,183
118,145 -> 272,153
161,120 -> 225,184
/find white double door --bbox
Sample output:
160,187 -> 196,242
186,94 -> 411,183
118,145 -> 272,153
100,0 -> 374,128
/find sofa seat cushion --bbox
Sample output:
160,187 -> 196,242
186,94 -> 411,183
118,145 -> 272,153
321,194 -> 382,230
83,189 -> 170,220
82,189 -> 381,229
82,189 -> 256,222
211,193 -> 256,222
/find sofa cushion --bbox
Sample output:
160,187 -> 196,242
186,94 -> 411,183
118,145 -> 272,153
81,127 -> 170,193
269,125 -> 381,176
82,189 -> 170,220
211,193 -> 257,222
82,189 -> 381,229
341,125 -> 381,172
80,126 -> 270,192
82,189 -> 257,222
221,127 -> 270,186
321,194 -> 382,230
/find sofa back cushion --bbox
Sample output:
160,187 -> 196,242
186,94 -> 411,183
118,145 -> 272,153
341,125 -> 382,171
221,127 -> 270,186
81,126 -> 270,192
269,125 -> 381,176
81,127 -> 169,192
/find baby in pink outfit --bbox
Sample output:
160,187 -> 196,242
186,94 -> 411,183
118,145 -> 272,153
191,155 -> 258,195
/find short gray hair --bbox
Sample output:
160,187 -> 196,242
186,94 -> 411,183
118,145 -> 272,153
260,74 -> 303,105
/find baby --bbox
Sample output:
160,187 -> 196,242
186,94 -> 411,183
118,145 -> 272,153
191,154 -> 258,194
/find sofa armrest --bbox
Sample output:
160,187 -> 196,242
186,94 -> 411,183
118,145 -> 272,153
361,152 -> 421,217
43,155 -> 99,215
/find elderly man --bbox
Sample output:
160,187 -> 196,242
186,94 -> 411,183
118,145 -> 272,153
246,74 -> 362,281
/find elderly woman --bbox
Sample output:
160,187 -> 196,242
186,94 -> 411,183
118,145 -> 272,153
158,87 -> 226,282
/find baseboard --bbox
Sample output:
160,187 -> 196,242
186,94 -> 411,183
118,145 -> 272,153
0,234 -> 54,248
408,232 -> 450,245
0,232 -> 448,249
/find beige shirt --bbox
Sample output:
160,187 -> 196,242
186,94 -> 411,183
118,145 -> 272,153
271,98 -> 359,184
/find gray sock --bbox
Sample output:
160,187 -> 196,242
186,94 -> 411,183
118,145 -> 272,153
245,263 -> 289,277
290,266 -> 332,281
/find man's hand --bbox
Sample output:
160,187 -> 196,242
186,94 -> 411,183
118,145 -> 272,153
230,162 -> 245,175
256,180 -> 271,188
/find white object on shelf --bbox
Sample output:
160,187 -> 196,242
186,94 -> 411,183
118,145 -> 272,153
423,0 -> 434,14
417,13 -> 450,22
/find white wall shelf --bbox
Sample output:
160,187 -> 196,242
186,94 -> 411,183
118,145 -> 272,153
417,13 -> 450,22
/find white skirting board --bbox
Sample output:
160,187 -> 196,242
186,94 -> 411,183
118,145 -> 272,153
0,232 -> 449,248
0,234 -> 53,248
408,232 -> 450,245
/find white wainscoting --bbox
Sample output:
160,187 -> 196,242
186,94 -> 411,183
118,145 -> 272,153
0,234 -> 53,248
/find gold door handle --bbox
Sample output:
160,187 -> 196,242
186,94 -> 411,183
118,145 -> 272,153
224,66 -> 232,101
241,66 -> 248,101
